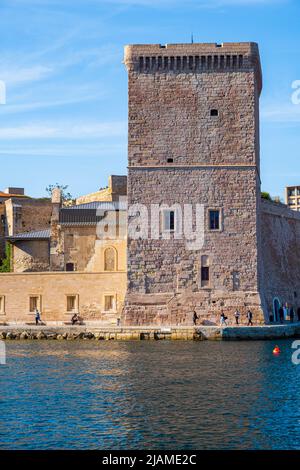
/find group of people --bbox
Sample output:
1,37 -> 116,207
274,303 -> 300,324
220,310 -> 253,327
193,309 -> 254,327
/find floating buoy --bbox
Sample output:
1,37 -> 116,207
273,346 -> 281,355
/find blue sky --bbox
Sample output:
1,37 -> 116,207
0,0 -> 299,199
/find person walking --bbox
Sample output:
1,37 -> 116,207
35,308 -> 41,326
220,311 -> 228,327
193,311 -> 199,326
246,310 -> 253,326
234,310 -> 241,325
279,305 -> 284,324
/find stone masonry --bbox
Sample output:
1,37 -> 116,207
123,42 -> 265,326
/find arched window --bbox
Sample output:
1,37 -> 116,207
104,247 -> 116,272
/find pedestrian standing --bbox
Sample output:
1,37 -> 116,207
220,311 -> 228,327
35,308 -> 41,326
246,310 -> 253,326
290,306 -> 295,323
234,310 -> 240,325
279,305 -> 284,324
193,310 -> 199,326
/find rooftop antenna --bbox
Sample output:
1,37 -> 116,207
191,33 -> 194,44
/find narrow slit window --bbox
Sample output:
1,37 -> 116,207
162,210 -> 176,232
201,256 -> 210,288
209,210 -> 220,230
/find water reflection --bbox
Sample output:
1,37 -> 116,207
0,340 -> 299,449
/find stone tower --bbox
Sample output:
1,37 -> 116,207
123,42 -> 265,326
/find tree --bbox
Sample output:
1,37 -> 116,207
45,184 -> 73,203
261,191 -> 272,201
0,243 -> 11,272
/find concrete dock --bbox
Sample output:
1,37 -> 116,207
1,323 -> 300,340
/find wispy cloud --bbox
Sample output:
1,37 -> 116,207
261,103 -> 300,123
0,120 -> 127,139
0,65 -> 53,86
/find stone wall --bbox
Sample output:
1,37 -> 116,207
0,204 -> 5,260
12,240 -> 50,272
124,42 -> 264,326
76,175 -> 127,204
0,271 -> 126,323
62,225 -> 127,272
259,199 -> 300,316
5,198 -> 52,236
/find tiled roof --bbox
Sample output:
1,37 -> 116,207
0,192 -> 29,198
7,229 -> 50,242
59,200 -> 127,225
67,200 -> 127,210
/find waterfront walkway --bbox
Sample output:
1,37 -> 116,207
1,322 -> 300,340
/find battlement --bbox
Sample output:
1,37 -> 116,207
124,42 -> 262,94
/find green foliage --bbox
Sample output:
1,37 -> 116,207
261,191 -> 272,201
45,183 -> 73,202
0,243 -> 11,272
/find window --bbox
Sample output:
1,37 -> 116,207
0,296 -> 5,314
209,210 -> 220,231
66,262 -> 75,272
104,295 -> 115,312
210,109 -> 219,117
167,158 -> 174,163
162,210 -> 175,232
66,295 -> 78,313
201,256 -> 210,288
104,247 -> 116,271
29,296 -> 41,313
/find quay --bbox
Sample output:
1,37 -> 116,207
1,323 -> 300,341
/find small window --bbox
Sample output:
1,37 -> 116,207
29,296 -> 40,313
209,210 -> 220,230
0,296 -> 5,314
167,158 -> 174,163
104,295 -> 115,312
66,295 -> 78,313
201,256 -> 210,288
66,262 -> 75,272
163,210 -> 175,232
210,109 -> 219,117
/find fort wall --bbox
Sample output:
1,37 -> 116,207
0,271 -> 126,323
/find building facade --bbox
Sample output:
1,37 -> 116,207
123,42 -> 300,326
285,186 -> 300,211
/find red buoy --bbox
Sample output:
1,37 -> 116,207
273,346 -> 281,355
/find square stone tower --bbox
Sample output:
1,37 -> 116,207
123,42 -> 265,326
